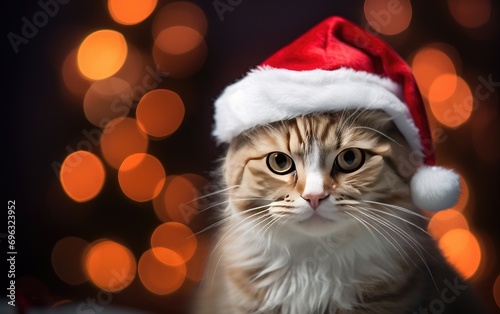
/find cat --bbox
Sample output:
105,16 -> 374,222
194,110 -> 485,314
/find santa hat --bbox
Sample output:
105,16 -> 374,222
212,16 -> 459,211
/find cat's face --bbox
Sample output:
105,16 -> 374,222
224,110 -> 418,238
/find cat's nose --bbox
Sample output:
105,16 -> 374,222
301,192 -> 328,210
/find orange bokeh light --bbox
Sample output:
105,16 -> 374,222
61,48 -> 91,98
83,77 -> 132,127
108,0 -> 158,25
151,222 -> 197,265
136,89 -> 185,138
118,153 -> 166,202
163,175 -> 204,223
428,74 -> 458,103
186,235 -> 211,282
100,117 -> 149,169
448,0 -> 491,28
427,209 -> 469,240
428,75 -> 473,128
152,2 -> 207,38
410,47 -> 457,99
138,249 -> 186,295
155,26 -> 202,55
85,240 -> 136,292
364,0 -> 412,35
438,229 -> 481,279
453,176 -> 469,213
153,26 -> 207,78
52,237 -> 89,285
494,275 -> 500,308
77,30 -> 128,80
151,247 -> 185,267
114,44 -> 146,87
60,151 -> 105,202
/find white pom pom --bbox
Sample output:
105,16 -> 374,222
410,166 -> 460,211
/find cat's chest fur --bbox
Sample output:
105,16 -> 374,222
220,227 -> 415,314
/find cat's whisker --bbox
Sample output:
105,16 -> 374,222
212,205 -> 272,253
361,208 -> 433,266
360,200 -> 429,220
343,211 -> 385,252
339,108 -> 366,131
335,199 -> 360,205
355,208 -> 419,267
208,212 -> 274,287
354,206 -> 439,290
193,202 -> 272,236
182,185 -> 240,206
358,205 -> 431,236
197,197 -> 272,214
257,215 -> 279,235
352,208 -> 412,265
271,215 -> 291,243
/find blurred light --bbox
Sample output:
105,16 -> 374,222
138,249 -> 186,295
410,46 -> 457,99
438,229 -> 481,279
453,175 -> 470,213
152,176 -> 172,222
427,209 -> 469,240
152,2 -> 207,38
163,175 -> 199,223
77,30 -> 128,80
60,151 -> 105,202
118,153 -> 166,202
448,0 -> 491,28
150,247 -> 185,266
85,240 -> 136,292
154,174 -> 208,222
114,44 -> 145,87
428,74 -> 458,103
51,237 -> 89,285
473,232 -> 496,282
108,0 -> 158,25
186,235 -> 211,282
62,48 -> 91,98
364,0 -> 412,35
153,26 -> 207,78
155,26 -> 202,55
100,117 -> 149,169
136,89 -> 185,138
428,75 -> 473,128
494,274 -> 500,308
151,222 -> 197,265
83,77 -> 132,127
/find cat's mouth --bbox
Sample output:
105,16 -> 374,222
290,211 -> 342,236
296,211 -> 336,224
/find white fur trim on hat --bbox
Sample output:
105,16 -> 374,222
410,166 -> 460,211
212,66 -> 423,155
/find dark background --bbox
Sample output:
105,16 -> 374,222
3,0 -> 499,313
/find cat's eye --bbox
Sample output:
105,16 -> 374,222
334,148 -> 365,173
266,152 -> 295,175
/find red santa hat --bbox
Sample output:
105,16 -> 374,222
212,16 -> 460,211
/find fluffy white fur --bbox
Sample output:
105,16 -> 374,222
410,166 -> 461,211
219,209 -> 406,314
212,66 -> 422,156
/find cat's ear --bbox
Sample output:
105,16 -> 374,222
410,166 -> 460,212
